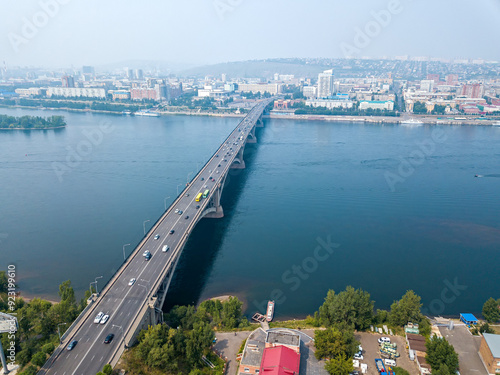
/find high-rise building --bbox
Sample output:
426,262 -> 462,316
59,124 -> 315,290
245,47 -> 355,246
446,74 -> 459,85
426,74 -> 440,83
135,69 -> 144,80
61,75 -> 75,88
461,84 -> 484,98
126,68 -> 134,80
420,80 -> 434,92
317,69 -> 334,98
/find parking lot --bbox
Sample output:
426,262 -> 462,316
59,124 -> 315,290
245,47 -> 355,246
356,332 -> 420,375
439,324 -> 487,375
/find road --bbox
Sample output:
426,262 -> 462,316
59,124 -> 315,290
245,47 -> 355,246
40,98 -> 273,375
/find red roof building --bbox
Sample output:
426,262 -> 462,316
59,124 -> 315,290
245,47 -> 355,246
259,346 -> 300,375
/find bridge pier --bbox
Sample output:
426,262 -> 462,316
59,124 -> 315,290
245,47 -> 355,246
203,176 -> 226,218
230,146 -> 246,169
256,115 -> 264,128
246,127 -> 257,143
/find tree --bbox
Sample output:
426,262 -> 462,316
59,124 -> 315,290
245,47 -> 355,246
221,296 -> 243,329
482,297 -> 500,323
0,271 -> 7,293
426,336 -> 459,374
318,287 -> 374,330
314,328 -> 347,360
432,363 -> 452,375
389,290 -> 423,326
31,351 -> 47,367
102,364 -> 113,375
324,353 -> 353,375
58,280 -> 76,305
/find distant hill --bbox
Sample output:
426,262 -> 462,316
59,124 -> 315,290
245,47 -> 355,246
179,59 -> 333,79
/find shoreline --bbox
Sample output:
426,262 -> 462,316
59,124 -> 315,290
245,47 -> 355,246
2,104 -> 499,126
0,125 -> 66,130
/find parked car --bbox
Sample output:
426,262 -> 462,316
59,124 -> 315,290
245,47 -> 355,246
354,353 -> 363,360
378,337 -> 391,344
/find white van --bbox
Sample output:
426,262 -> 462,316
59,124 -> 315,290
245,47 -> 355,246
384,359 -> 396,367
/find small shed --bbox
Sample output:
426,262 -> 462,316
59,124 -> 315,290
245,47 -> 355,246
460,313 -> 478,325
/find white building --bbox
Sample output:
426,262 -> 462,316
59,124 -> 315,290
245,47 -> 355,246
47,87 -> 106,99
359,100 -> 394,111
317,69 -> 334,98
238,83 -> 282,95
302,86 -> 317,98
420,80 -> 434,92
306,99 -> 354,109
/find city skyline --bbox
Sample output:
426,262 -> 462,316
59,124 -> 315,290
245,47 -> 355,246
1,0 -> 499,68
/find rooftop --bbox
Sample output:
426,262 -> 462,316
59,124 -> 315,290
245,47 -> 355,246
260,346 -> 300,375
483,333 -> 500,358
266,330 -> 300,347
460,313 -> 478,322
240,328 -> 267,367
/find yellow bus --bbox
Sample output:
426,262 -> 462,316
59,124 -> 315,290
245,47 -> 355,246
195,192 -> 203,202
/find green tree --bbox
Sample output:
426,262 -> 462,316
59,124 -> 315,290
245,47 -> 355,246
221,296 -> 243,329
482,297 -> 500,323
18,365 -> 38,375
426,336 -> 459,373
31,351 -> 47,367
314,328 -> 347,360
59,280 -> 76,305
432,363 -> 452,375
318,287 -> 374,330
185,320 -> 214,367
102,363 -> 113,375
389,290 -> 423,326
0,271 -> 7,293
324,353 -> 353,375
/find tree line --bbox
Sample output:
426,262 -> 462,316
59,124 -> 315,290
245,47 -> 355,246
0,114 -> 66,129
310,286 -> 460,375
0,273 -> 92,375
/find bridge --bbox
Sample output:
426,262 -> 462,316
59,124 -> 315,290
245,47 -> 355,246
38,98 -> 274,375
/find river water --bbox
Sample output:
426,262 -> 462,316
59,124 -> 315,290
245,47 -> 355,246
1,107 -> 499,318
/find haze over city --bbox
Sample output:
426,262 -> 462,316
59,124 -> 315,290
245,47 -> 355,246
2,0 -> 500,68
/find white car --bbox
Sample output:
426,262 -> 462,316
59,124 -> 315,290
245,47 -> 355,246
162,245 -> 169,252
94,312 -> 104,324
128,278 -> 136,286
174,209 -> 179,214
100,314 -> 109,325
142,250 -> 150,257
378,337 -> 391,344
354,353 -> 363,360
154,234 -> 160,240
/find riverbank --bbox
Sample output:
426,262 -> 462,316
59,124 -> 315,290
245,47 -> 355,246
2,103 -> 499,126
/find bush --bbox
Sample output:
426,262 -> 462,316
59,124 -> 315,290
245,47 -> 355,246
18,365 -> 38,375
31,351 -> 47,367
42,342 -> 55,354
102,363 -> 113,374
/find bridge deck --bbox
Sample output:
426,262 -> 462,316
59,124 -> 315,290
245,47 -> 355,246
39,98 -> 273,375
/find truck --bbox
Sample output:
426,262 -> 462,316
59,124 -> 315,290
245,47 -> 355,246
375,359 -> 394,375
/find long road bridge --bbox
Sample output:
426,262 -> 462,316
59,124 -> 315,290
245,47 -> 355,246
38,98 -> 274,375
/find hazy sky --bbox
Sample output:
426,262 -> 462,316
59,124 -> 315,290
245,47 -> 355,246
1,0 -> 499,68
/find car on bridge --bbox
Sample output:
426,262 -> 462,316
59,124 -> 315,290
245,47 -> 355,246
94,312 -> 104,324
67,340 -> 78,351
185,216 -> 189,219
196,205 -> 200,209
144,252 -> 152,261
100,314 -> 109,325
162,245 -> 169,252
104,334 -> 114,344
154,234 -> 160,240
128,278 -> 136,286
169,229 -> 175,234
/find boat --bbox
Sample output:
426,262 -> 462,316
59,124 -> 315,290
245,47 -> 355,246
266,300 -> 275,322
400,118 -> 423,125
134,111 -> 160,117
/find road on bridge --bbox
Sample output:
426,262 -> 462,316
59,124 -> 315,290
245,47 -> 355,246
39,98 -> 273,375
